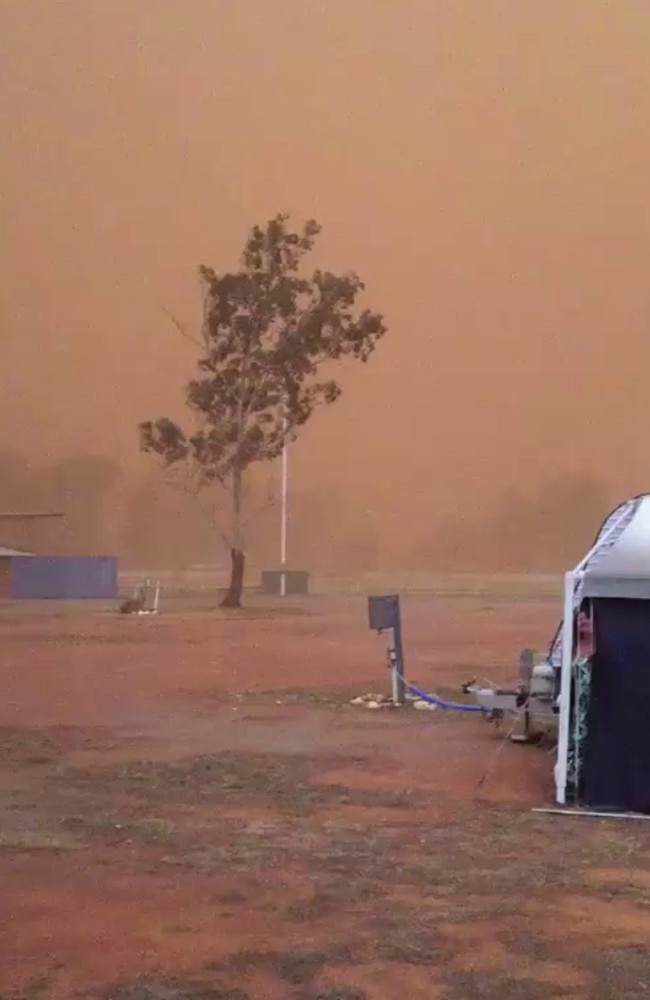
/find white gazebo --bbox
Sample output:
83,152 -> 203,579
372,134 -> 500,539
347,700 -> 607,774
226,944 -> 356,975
554,493 -> 650,805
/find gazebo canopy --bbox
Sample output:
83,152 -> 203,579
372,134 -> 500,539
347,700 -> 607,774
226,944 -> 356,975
580,494 -> 650,599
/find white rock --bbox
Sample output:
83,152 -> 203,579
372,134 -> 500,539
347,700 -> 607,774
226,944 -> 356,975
366,700 -> 381,710
413,700 -> 437,711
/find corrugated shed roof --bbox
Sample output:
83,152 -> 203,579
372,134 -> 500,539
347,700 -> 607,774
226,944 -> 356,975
0,545 -> 35,557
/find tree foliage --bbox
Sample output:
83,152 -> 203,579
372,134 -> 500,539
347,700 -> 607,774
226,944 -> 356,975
141,215 -> 385,489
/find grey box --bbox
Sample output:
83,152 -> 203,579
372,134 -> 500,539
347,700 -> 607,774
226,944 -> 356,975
367,594 -> 400,631
260,570 -> 309,595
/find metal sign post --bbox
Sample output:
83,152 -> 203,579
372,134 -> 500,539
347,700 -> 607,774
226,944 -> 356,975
367,594 -> 406,705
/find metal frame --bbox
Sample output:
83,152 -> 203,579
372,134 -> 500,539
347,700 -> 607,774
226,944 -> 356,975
555,570 -> 576,804
133,577 -> 161,614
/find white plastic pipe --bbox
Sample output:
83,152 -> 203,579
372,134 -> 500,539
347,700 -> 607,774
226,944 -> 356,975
280,437 -> 288,597
533,808 -> 650,821
388,630 -> 399,705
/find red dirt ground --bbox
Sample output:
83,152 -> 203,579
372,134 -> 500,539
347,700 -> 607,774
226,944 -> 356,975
2,593 -> 650,999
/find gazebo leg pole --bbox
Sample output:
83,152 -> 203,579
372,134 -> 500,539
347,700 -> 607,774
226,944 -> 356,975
555,570 -> 575,805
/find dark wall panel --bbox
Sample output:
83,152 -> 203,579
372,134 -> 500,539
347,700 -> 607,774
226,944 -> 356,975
11,557 -> 118,599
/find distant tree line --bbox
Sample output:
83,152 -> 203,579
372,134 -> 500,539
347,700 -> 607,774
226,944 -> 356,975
0,449 -> 381,572
0,451 -> 615,574
0,450 -> 121,555
418,474 -> 611,572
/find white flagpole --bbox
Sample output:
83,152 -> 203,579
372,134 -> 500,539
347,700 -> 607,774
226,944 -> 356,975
280,420 -> 288,597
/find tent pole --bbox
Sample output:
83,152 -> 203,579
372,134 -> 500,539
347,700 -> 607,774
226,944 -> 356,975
555,570 -> 576,805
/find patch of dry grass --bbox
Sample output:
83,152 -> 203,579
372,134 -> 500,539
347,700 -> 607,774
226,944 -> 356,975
7,733 -> 650,999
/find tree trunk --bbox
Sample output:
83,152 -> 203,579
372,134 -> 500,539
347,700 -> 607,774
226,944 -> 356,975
219,467 -> 245,608
219,547 -> 245,608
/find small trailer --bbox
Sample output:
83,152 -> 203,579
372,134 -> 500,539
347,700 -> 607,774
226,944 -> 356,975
464,648 -> 557,743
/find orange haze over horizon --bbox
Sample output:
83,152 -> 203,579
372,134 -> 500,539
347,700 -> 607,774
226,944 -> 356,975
2,0 -> 650,563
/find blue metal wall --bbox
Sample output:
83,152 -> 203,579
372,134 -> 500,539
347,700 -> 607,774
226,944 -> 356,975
11,556 -> 118,600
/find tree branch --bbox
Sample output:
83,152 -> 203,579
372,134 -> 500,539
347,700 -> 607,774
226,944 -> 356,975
159,462 -> 232,550
239,494 -> 277,530
159,304 -> 205,351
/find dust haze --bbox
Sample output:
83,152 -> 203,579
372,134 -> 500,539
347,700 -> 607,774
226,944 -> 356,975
1,1 -> 649,572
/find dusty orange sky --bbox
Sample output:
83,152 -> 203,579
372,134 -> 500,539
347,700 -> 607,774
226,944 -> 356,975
2,0 -> 650,555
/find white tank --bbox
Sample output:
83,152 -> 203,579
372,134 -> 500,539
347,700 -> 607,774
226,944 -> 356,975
529,661 -> 555,700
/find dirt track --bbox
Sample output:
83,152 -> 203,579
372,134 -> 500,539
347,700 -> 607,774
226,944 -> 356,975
2,593 -> 650,999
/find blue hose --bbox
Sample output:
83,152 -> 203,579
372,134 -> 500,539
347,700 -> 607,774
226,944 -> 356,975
396,670 -> 486,713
